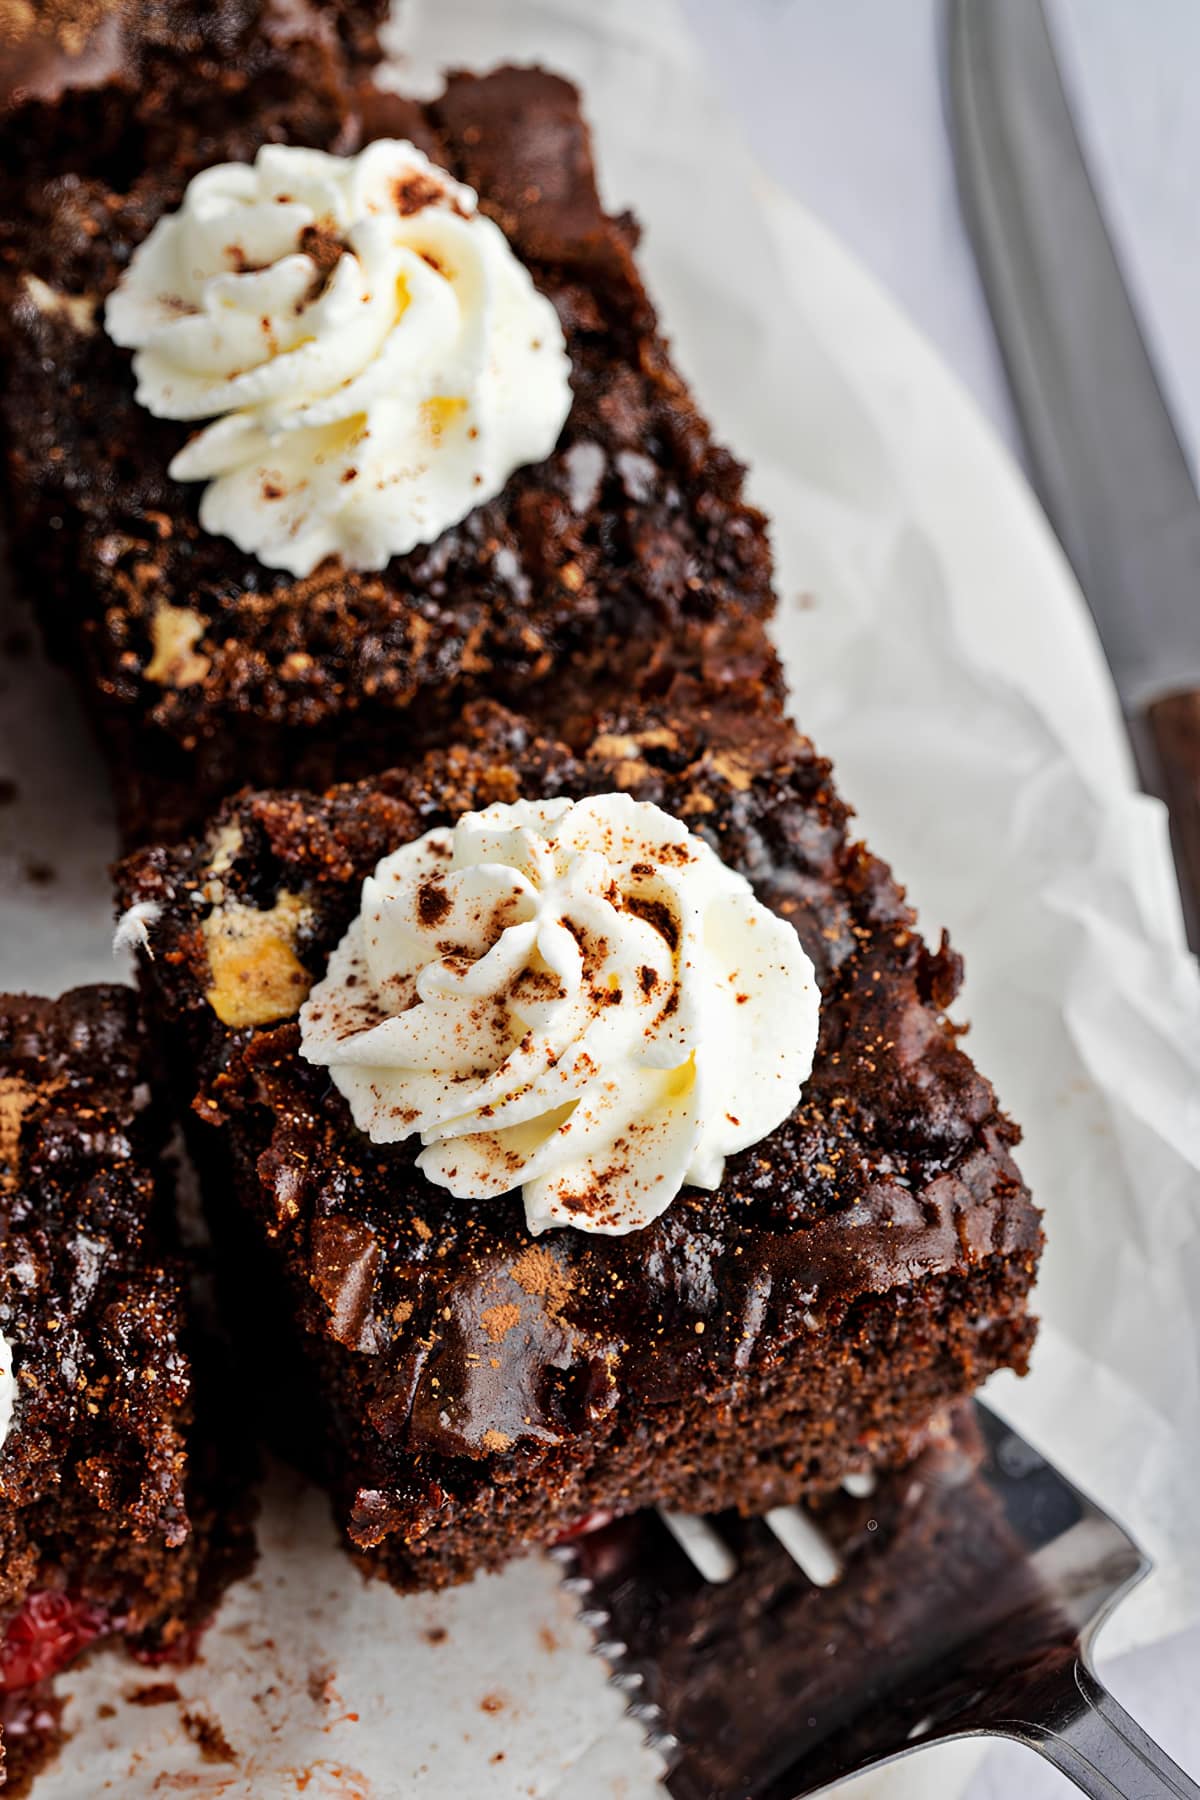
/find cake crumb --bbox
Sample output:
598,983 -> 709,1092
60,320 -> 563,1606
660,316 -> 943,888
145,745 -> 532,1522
126,1681 -> 181,1706
182,1707 -> 237,1764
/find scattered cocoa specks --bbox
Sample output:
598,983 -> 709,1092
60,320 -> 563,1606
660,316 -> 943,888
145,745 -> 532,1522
182,1708 -> 236,1764
479,1692 -> 506,1714
126,1681 -> 181,1706
306,1665 -> 338,1706
538,1627 -> 559,1654
422,1626 -> 447,1646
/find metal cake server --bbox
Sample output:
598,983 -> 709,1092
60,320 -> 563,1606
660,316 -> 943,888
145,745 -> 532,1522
945,0 -> 1200,950
559,1404 -> 1198,1799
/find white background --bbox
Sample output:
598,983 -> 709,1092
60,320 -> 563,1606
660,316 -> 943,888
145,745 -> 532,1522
682,0 -> 1200,479
680,3 -> 1200,1791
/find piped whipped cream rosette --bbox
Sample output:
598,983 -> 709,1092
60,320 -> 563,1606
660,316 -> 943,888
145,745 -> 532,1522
104,139 -> 573,577
299,795 -> 821,1236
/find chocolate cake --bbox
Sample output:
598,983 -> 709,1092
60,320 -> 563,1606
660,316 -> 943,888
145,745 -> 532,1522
116,682 -> 1042,1594
0,10 -> 778,845
0,985 -> 250,1791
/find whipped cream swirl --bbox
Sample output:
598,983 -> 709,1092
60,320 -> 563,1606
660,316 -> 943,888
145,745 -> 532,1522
299,795 -> 820,1236
104,140 -> 572,577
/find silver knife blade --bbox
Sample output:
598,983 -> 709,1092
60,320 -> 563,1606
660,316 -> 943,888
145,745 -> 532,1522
945,0 -> 1200,713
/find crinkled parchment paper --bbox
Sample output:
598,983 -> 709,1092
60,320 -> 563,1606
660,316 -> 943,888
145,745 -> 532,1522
0,0 -> 1196,1793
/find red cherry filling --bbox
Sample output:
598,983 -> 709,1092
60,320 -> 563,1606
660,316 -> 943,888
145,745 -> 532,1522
0,1590 -> 112,1691
551,1508 -> 615,1543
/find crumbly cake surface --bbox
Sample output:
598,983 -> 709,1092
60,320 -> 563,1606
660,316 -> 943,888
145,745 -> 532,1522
0,44 -> 778,842
0,0 -> 385,113
118,684 -> 1042,1592
0,985 -> 247,1789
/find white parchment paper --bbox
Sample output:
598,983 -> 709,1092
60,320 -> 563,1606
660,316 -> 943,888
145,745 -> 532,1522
1,0 -> 1197,1793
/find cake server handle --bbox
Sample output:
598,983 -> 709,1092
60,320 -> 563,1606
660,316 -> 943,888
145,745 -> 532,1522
987,1651 -> 1200,1800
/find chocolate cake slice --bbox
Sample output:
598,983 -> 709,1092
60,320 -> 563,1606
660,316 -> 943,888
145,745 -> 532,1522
0,985 -> 250,1790
0,10 -> 778,845
116,682 -> 1041,1594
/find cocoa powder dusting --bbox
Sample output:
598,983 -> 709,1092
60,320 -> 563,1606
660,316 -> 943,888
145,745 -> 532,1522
480,1302 -> 520,1343
298,223 -> 345,300
416,879 -> 452,927
508,1245 -> 571,1319
393,172 -> 448,217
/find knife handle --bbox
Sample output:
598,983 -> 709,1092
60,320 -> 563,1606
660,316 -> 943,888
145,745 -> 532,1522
1138,692 -> 1200,953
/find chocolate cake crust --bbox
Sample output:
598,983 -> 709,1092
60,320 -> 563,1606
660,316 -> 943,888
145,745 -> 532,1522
0,984 -> 248,1788
0,987 -> 188,1586
118,683 -> 1041,1591
0,47 -> 778,843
